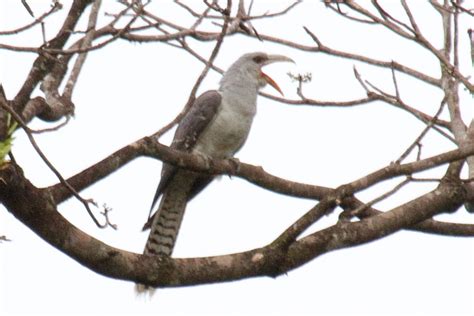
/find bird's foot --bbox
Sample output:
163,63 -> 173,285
194,152 -> 214,171
226,157 -> 241,176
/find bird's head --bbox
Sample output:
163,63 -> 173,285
224,52 -> 295,96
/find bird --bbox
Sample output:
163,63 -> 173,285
136,52 -> 294,294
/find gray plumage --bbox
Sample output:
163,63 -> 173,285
136,52 -> 293,295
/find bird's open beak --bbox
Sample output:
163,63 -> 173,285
260,72 -> 284,96
260,55 -> 295,96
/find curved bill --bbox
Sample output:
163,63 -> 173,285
264,54 -> 295,65
261,72 -> 284,96
261,54 -> 295,96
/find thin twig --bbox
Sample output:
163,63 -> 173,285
176,39 -> 224,74
391,65 -> 400,100
410,176 -> 442,183
0,99 -> 111,229
0,235 -> 11,242
40,21 -> 46,45
174,0 -> 202,17
302,26 -> 322,47
340,177 -> 412,220
203,0 -> 229,15
21,0 -> 35,18
451,0 -> 474,17
416,143 -> 422,161
101,204 -> 117,230
190,1 -> 213,29
152,0 -> 232,138
344,1 -> 415,40
247,0 -> 301,20
326,2 -> 376,24
353,67 -> 454,143
272,196 -> 337,249
371,0 -> 414,35
353,66 -> 372,94
401,0 -> 422,36
344,1 -> 473,92
300,26 -> 441,87
30,116 -> 71,134
0,2 -> 62,36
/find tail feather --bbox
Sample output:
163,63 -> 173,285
136,173 -> 194,296
145,190 -> 187,256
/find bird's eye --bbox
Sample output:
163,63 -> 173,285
252,55 -> 266,64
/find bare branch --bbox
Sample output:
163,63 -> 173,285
174,0 -> 205,18
177,0 -> 301,22
344,1 -> 416,39
371,0 -> 414,34
175,39 -> 224,74
352,66 -> 452,137
390,66 -> 401,100
302,26 -> 322,48
29,116 -> 71,134
300,27 -> 441,87
63,0 -> 102,99
453,0 -> 460,68
396,97 -> 447,163
353,65 -> 372,94
340,177 -> 411,221
0,2 -> 62,36
0,235 -> 11,242
0,98 -> 111,229
44,122 -> 474,219
152,0 -> 232,138
12,0 -> 96,114
325,2 -> 377,24
245,0 -> 302,20
451,0 -> 474,16
401,0 -> 422,36
344,1 -> 473,92
272,197 -> 336,249
265,91 -> 381,107
344,196 -> 474,237
21,0 -> 35,18
1,161 -> 464,288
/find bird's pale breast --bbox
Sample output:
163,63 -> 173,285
193,97 -> 255,158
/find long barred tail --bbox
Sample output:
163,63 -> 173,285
135,176 -> 192,296
144,189 -> 188,257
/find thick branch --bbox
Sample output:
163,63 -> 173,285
47,134 -> 474,213
47,137 -> 330,204
0,162 -> 464,287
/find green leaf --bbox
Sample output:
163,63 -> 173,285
0,134 -> 14,163
0,114 -> 17,163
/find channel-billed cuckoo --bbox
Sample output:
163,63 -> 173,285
136,52 -> 293,293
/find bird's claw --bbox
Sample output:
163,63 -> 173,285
226,157 -> 241,177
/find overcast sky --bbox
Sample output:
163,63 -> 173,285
1,1 -> 474,315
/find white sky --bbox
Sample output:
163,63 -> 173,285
0,1 -> 474,315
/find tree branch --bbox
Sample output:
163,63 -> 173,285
0,161 -> 464,288
46,131 -> 474,216
152,0 -> 232,138
63,0 -> 102,99
12,0 -> 95,114
0,2 -> 62,36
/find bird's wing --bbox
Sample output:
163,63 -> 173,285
172,90 -> 222,151
148,90 -> 222,213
